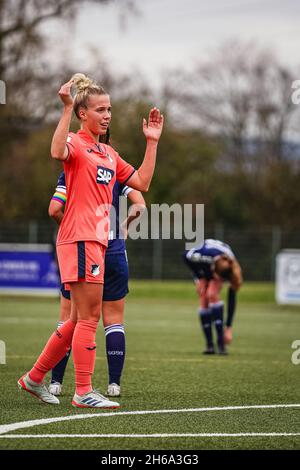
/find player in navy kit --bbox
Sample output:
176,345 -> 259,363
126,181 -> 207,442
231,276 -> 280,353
183,239 -> 243,355
49,171 -> 145,397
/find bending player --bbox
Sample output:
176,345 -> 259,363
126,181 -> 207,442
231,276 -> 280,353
48,171 -> 145,397
18,73 -> 163,408
183,239 -> 243,355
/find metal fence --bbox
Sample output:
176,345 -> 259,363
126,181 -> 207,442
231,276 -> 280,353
0,220 -> 298,281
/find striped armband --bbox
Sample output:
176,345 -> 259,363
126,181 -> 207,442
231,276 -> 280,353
52,191 -> 67,206
121,185 -> 133,198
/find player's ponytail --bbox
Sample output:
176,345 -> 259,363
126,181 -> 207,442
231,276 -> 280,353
71,73 -> 110,144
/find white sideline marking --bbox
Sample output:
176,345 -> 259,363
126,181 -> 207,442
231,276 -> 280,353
1,433 -> 300,439
1,404 -> 300,436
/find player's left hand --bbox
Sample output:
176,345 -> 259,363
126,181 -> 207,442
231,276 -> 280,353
143,107 -> 164,142
224,326 -> 233,345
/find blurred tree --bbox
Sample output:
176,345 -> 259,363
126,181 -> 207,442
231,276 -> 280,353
0,0 -> 137,118
110,97 -> 220,212
163,41 -> 300,166
1,12 -> 300,236
162,41 -> 300,230
0,0 -> 138,219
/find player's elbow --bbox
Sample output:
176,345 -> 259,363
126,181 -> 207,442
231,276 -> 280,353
50,146 -> 59,160
50,144 -> 66,160
139,182 -> 149,192
137,174 -> 150,192
51,151 -> 64,161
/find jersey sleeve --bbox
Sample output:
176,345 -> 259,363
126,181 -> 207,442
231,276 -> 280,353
115,153 -> 136,184
51,171 -> 67,206
119,184 -> 133,198
56,171 -> 66,191
65,132 -> 80,163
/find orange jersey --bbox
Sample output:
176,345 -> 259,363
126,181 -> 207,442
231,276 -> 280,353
57,130 -> 135,247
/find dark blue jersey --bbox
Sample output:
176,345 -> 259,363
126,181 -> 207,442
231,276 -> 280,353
183,239 -> 235,281
107,181 -> 132,254
56,171 -> 66,192
186,239 -> 235,261
53,172 -> 132,255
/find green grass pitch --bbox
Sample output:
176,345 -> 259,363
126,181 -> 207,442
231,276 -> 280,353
0,281 -> 300,450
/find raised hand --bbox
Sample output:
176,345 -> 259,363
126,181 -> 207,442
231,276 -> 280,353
143,107 -> 164,142
58,79 -> 74,107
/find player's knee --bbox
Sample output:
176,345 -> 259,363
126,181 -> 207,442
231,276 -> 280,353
90,305 -> 101,321
206,292 -> 219,304
103,313 -> 123,327
77,302 -> 101,322
90,313 -> 101,322
80,311 -> 101,322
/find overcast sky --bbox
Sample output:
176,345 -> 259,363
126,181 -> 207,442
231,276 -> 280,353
47,0 -> 300,87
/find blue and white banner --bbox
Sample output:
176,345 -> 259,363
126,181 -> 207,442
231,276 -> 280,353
0,244 -> 60,296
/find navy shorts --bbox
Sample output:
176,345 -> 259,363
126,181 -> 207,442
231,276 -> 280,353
61,251 -> 129,302
183,252 -> 213,281
103,252 -> 129,301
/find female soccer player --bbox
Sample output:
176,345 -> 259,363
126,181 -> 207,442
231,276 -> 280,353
183,239 -> 243,355
48,171 -> 145,398
18,73 -> 163,408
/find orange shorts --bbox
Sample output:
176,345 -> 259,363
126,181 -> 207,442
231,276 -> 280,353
56,241 -> 106,284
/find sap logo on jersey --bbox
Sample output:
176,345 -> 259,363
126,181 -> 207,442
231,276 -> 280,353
96,166 -> 114,185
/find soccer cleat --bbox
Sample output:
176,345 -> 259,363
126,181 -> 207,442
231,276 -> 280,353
17,373 -> 60,405
107,383 -> 121,397
218,345 -> 228,355
49,381 -> 62,396
72,390 -> 120,409
203,347 -> 215,355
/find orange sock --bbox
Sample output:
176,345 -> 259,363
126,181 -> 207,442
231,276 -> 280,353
29,319 -> 76,383
72,320 -> 99,396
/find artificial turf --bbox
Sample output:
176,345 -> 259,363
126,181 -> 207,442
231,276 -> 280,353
0,281 -> 300,450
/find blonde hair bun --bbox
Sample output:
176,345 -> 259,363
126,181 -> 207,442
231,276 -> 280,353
72,73 -> 95,93
71,73 -> 107,121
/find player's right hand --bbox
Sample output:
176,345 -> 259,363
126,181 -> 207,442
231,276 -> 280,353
58,79 -> 74,107
224,326 -> 233,345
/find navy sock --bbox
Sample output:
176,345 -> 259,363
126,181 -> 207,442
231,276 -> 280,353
210,302 -> 225,349
105,324 -> 125,386
51,321 -> 71,384
199,308 -> 214,349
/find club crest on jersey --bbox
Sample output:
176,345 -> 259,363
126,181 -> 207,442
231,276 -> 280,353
96,166 -> 114,185
91,264 -> 100,276
94,144 -> 113,162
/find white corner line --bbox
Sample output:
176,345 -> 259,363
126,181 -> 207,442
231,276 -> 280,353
1,403 -> 300,436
